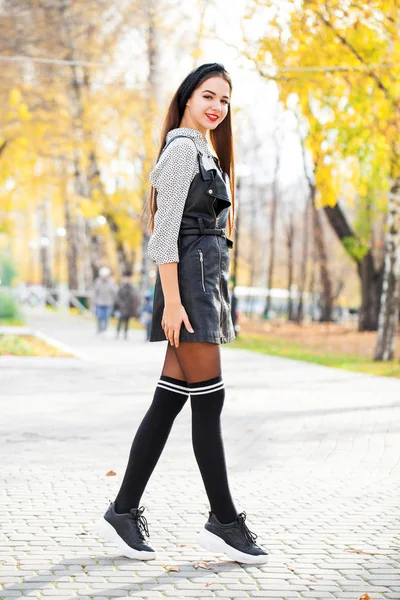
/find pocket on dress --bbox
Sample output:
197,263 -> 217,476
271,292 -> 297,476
197,248 -> 206,292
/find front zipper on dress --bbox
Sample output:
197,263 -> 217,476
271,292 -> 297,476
197,248 -> 206,292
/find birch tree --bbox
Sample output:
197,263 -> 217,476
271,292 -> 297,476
374,189 -> 400,360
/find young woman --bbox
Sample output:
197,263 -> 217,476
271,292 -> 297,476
96,63 -> 268,565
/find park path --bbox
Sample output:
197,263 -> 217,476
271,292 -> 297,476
1,309 -> 399,600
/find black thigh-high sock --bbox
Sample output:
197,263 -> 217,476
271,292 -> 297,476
114,375 -> 189,513
189,375 -> 238,524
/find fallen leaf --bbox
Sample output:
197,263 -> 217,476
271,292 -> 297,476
166,565 -> 180,572
358,594 -> 371,600
177,544 -> 186,547
79,532 -> 87,535
205,582 -> 213,587
106,470 -> 117,476
345,547 -> 377,556
193,561 -> 214,570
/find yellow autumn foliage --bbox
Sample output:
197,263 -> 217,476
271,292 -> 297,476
244,0 -> 399,232
0,1 -> 167,283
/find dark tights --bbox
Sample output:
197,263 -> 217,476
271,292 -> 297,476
114,342 -> 237,523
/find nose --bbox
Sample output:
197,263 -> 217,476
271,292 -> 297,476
210,101 -> 223,113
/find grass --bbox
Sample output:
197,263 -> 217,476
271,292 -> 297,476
0,317 -> 25,326
0,335 -> 71,357
232,332 -> 400,378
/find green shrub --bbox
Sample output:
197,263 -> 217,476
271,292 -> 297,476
0,254 -> 17,286
0,291 -> 19,319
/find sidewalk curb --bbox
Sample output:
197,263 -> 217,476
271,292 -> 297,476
33,329 -> 89,361
0,356 -> 89,368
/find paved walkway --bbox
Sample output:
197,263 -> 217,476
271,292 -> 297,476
1,309 -> 399,600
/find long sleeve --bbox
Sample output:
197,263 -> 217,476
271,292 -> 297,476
148,137 -> 198,265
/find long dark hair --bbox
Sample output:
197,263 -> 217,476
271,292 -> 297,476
147,63 -> 235,237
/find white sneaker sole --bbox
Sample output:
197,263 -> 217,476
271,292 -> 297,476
95,517 -> 157,560
198,527 -> 269,565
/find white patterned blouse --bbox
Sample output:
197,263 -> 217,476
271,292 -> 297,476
148,127 -> 218,265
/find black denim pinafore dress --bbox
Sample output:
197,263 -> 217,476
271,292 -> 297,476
150,135 -> 236,345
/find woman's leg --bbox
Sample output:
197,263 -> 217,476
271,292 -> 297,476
124,318 -> 130,338
99,306 -> 107,331
116,316 -> 122,336
96,306 -> 106,332
173,342 -> 237,524
104,306 -> 112,331
114,344 -> 189,513
173,342 -> 269,564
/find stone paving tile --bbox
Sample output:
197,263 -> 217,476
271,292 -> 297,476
0,310 -> 399,600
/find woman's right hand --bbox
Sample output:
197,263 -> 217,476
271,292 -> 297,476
161,302 -> 194,347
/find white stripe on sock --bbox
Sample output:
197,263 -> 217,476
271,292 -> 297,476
157,383 -> 189,396
189,382 -> 225,395
158,379 -> 189,392
188,380 -> 224,392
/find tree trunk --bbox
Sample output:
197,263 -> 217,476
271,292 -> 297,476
64,199 -> 78,291
324,203 -> 384,331
311,187 -> 333,321
89,234 -> 105,281
309,231 -> 318,320
374,186 -> 400,360
81,217 -> 92,291
59,0 -> 93,291
263,151 -> 279,318
105,213 -> 132,275
356,252 -> 383,331
38,200 -> 52,288
141,232 -> 150,294
298,127 -> 333,322
140,0 -> 161,295
296,196 -> 311,323
248,185 -> 258,317
286,221 -> 295,321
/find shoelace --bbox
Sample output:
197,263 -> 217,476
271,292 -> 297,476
130,506 -> 150,538
235,511 -> 257,544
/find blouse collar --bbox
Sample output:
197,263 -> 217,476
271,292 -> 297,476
166,127 -> 213,157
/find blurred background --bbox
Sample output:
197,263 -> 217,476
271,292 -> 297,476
1,0 -> 399,372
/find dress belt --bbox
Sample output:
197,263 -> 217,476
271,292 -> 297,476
180,227 -> 227,237
179,227 -> 233,248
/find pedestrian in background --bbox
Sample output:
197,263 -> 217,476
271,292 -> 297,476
115,271 -> 141,340
93,267 -> 117,335
139,294 -> 153,341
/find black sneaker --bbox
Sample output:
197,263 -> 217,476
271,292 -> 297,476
95,502 -> 156,560
198,511 -> 269,565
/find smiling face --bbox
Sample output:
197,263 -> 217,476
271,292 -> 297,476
181,75 -> 231,136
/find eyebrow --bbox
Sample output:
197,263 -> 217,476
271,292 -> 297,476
202,89 -> 230,100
